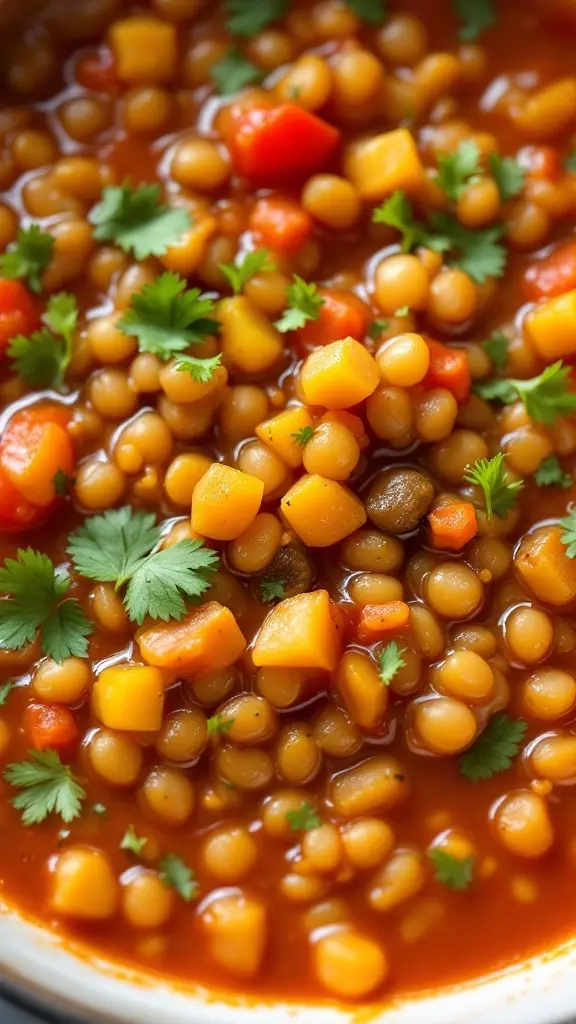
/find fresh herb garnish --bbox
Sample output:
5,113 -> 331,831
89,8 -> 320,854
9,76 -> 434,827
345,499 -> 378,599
206,713 -> 236,736
429,849 -> 475,890
174,353 -> 223,383
395,305 -> 410,318
259,576 -> 287,602
534,455 -> 572,490
224,0 -> 288,36
285,801 -> 321,831
92,803 -> 107,817
8,292 -> 78,388
67,507 -> 219,625
0,681 -> 14,706
559,510 -> 576,558
463,453 -> 523,519
4,749 -> 86,825
274,276 -> 325,333
89,183 -> 191,259
291,426 -> 315,447
489,153 -> 524,203
459,714 -> 527,781
474,361 -> 576,426
0,226 -> 54,294
436,139 -> 482,202
368,319 -> 389,340
220,249 -> 275,295
211,48 -> 263,95
378,641 -> 406,686
159,853 -> 199,902
120,825 -> 148,856
482,330 -> 508,370
453,0 -> 496,40
564,152 -> 576,174
117,272 -> 219,361
52,469 -> 75,497
0,549 -> 92,662
344,0 -> 388,22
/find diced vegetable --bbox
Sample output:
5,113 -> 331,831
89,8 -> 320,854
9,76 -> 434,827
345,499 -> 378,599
76,48 -> 121,92
0,465 -> 38,532
228,104 -> 341,185
525,289 -> 576,359
249,196 -> 312,252
160,215 -> 217,276
1,406 -> 74,508
296,289 -> 370,350
218,296 -> 283,374
51,847 -> 119,920
137,601 -> 246,672
281,474 -> 366,546
356,601 -> 411,642
25,702 -> 79,751
0,279 -> 41,355
423,338 -> 471,402
256,406 -> 315,468
524,241 -> 576,300
515,525 -> 576,605
253,589 -> 342,671
192,463 -> 264,540
336,650 -> 389,730
92,664 -> 165,731
109,16 -> 177,83
428,503 -> 478,550
344,129 -> 424,201
300,337 -> 380,409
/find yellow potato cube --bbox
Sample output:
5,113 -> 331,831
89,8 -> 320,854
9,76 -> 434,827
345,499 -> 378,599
301,337 -> 379,409
281,474 -> 366,547
218,296 -> 283,374
253,589 -> 342,672
52,847 -> 119,920
92,664 -> 165,731
344,128 -> 424,201
109,17 -> 177,84
256,406 -> 315,468
192,463 -> 264,540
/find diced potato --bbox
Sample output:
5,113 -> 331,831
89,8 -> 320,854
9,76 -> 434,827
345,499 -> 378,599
301,337 -> 379,409
281,474 -> 366,547
200,892 -> 267,978
109,17 -> 177,83
192,463 -> 264,540
160,216 -> 217,276
92,664 -> 165,731
219,296 -> 284,374
253,589 -> 342,672
138,602 -> 246,672
336,650 -> 389,731
256,406 -> 315,468
344,128 -> 424,201
515,525 -> 576,605
525,290 -> 576,360
51,847 -> 119,920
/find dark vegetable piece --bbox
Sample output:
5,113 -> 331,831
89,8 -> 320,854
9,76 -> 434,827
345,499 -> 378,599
365,468 -> 435,535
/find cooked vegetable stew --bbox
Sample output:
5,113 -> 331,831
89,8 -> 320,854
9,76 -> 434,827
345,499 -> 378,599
3,0 -> 576,1005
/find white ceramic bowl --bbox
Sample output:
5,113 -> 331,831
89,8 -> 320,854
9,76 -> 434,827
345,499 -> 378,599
0,897 -> 574,1024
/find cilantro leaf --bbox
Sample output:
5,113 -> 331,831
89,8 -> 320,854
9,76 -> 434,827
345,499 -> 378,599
476,362 -> 576,426
285,801 -> 321,831
429,849 -> 475,891
174,353 -> 222,383
117,272 -> 219,360
291,426 -> 315,446
0,549 -> 92,662
0,226 -> 54,294
395,305 -> 410,318
482,331 -> 508,370
473,376 -> 517,404
44,291 -> 78,347
489,153 -> 525,203
259,576 -> 287,602
453,0 -> 496,40
92,802 -> 107,816
0,681 -> 14,706
427,211 -> 506,283
159,853 -> 198,902
4,749 -> 86,825
275,276 -> 325,333
8,329 -> 68,388
378,641 -> 406,685
436,139 -> 482,202
211,48 -> 263,95
207,713 -> 235,736
120,825 -> 148,856
344,0 -> 388,22
372,191 -> 441,254
220,249 -> 275,294
560,510 -> 576,558
68,507 -> 161,586
89,183 -> 191,259
125,541 -> 219,625
564,152 -> 576,174
463,453 -> 523,519
459,714 -> 527,782
224,0 -> 288,36
368,319 -> 389,340
534,455 -> 572,490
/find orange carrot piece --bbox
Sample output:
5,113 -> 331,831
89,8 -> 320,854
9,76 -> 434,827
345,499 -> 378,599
26,703 -> 79,751
138,601 -> 246,673
356,601 -> 411,642
428,502 -> 478,551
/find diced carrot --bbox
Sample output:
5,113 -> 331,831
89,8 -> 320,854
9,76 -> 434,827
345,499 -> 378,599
344,128 -> 424,200
0,464 -> 39,532
256,406 -> 315,469
525,288 -> 576,359
75,47 -> 121,92
515,524 -> 576,605
524,241 -> 576,300
517,145 -> 562,181
301,337 -> 380,409
0,279 -> 41,355
192,463 -> 264,541
281,474 -> 366,547
249,195 -> 312,253
1,406 -> 75,508
423,338 -> 471,402
253,590 -> 342,671
218,295 -> 283,374
92,665 -> 165,731
228,104 -> 341,185
356,601 -> 411,643
26,703 -> 79,752
428,503 -> 478,551
109,16 -> 176,83
138,602 -> 246,673
296,289 -> 370,351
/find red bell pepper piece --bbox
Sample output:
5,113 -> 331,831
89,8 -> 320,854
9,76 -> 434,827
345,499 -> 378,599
423,338 -> 471,403
0,279 -> 41,356
250,195 -> 312,252
297,289 -> 370,351
524,240 -> 576,301
229,104 -> 341,185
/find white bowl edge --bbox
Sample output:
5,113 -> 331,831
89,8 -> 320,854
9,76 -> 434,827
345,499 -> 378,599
1,901 -> 576,1024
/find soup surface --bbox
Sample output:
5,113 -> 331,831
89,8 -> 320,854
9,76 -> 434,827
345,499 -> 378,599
2,0 -> 576,1006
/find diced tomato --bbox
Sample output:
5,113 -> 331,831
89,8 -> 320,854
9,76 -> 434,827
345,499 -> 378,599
423,338 -> 471,403
517,145 -> 562,181
297,289 -> 371,351
0,405 -> 75,530
524,240 -> 576,300
75,47 -> 121,92
250,195 -> 313,252
0,279 -> 41,356
229,104 -> 341,185
26,703 -> 79,752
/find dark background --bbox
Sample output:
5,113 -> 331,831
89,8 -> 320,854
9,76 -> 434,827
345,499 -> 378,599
0,1002 -> 41,1023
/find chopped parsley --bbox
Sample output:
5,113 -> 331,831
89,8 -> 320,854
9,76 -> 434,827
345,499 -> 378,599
159,853 -> 199,902
564,152 -> 576,174
368,319 -> 389,340
224,0 -> 288,36
463,453 -> 523,519
89,183 -> 191,259
120,825 -> 148,856
0,681 -> 14,706
560,510 -> 576,558
291,426 -> 315,447
474,361 -> 576,426
67,507 -> 219,625
534,455 -> 572,490
206,713 -> 235,736
482,330 -> 509,370
117,272 -> 219,361
174,352 -> 223,383
274,276 -> 325,333
8,291 -> 78,389
285,801 -> 321,831
378,641 -> 406,686
453,0 -> 496,40
489,153 -> 525,203
220,249 -> 275,295
344,0 -> 388,22
459,714 -> 527,782
211,48 -> 263,95
91,803 -> 107,817
4,749 -> 86,826
429,849 -> 475,891
259,576 -> 287,603
436,139 -> 482,203
0,225 -> 54,294
395,305 -> 411,318
0,549 -> 92,662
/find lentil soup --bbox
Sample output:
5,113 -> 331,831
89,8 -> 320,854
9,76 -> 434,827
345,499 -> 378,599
2,0 -> 576,1007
